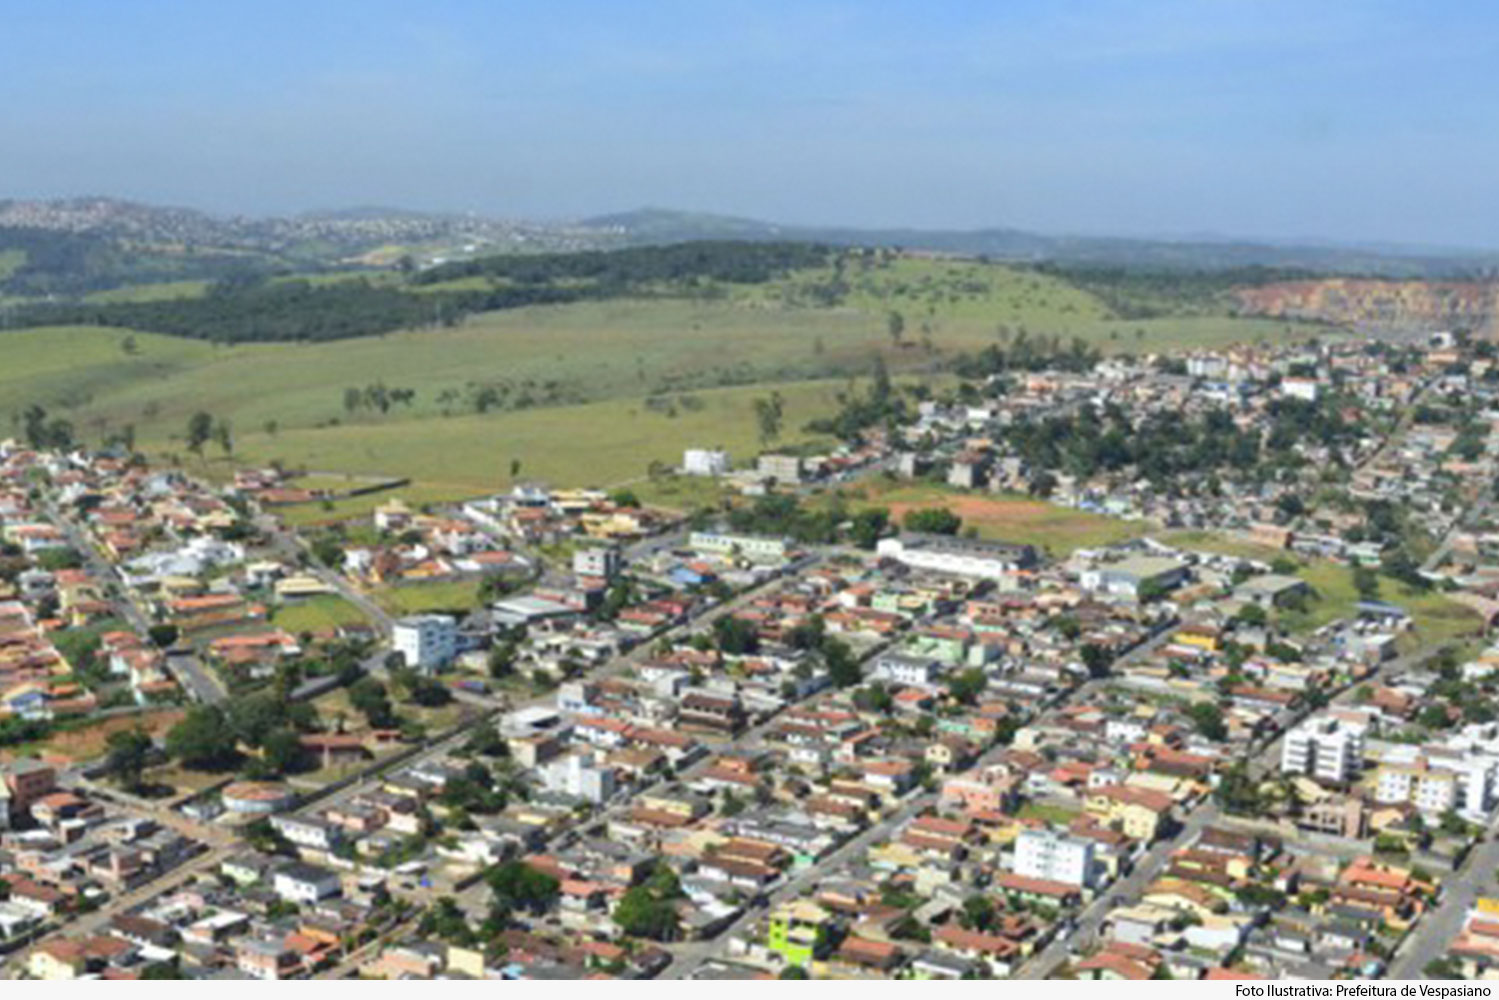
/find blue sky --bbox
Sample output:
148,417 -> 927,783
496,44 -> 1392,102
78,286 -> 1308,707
3,0 -> 1497,246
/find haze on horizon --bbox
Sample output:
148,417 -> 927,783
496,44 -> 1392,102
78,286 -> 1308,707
4,0 -> 1497,250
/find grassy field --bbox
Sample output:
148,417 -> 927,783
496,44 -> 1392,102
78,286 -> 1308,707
1160,532 -> 1482,644
840,482 -> 1149,556
629,473 -> 733,513
223,377 -> 849,492
0,256 -> 1327,492
374,579 -> 485,615
269,595 -> 370,635
272,482 -> 474,527
1291,560 -> 1481,645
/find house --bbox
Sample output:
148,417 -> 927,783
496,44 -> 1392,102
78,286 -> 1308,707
272,862 -> 342,904
1084,785 -> 1173,842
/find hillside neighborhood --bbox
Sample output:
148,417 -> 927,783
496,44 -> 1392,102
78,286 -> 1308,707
9,330 -> 1499,981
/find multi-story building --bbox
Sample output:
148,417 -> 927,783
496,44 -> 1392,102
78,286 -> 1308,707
540,752 -> 617,804
1013,828 -> 1096,888
392,614 -> 458,673
682,449 -> 730,477
767,899 -> 833,967
572,545 -> 622,580
1281,715 -> 1366,784
757,453 -> 804,484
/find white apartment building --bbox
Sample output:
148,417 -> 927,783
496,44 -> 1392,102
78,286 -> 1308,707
875,534 -> 1037,581
683,449 -> 730,477
541,752 -> 617,804
1281,715 -> 1366,784
392,614 -> 459,673
873,653 -> 945,688
573,545 -> 622,580
1013,828 -> 1095,888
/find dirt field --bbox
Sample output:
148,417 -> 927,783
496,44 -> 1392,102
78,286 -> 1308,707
849,484 -> 1149,556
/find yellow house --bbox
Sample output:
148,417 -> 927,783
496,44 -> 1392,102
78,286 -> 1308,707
1173,625 -> 1221,652
1141,878 -> 1228,919
1084,785 -> 1171,843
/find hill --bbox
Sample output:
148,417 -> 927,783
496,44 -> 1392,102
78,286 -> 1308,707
0,252 -> 1326,498
3,196 -> 1498,303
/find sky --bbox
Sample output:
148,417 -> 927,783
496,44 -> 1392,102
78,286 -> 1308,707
3,0 -> 1497,247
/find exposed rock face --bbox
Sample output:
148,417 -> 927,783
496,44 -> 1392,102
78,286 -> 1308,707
1234,279 -> 1499,334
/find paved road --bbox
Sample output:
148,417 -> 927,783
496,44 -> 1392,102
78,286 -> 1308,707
260,514 -> 396,633
1388,829 -> 1499,978
44,494 -> 229,704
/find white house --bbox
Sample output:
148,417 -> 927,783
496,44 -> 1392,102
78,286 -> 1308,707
272,863 -> 341,904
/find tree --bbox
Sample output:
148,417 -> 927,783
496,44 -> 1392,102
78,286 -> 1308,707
853,684 -> 893,713
486,860 -> 559,914
509,458 -> 522,479
148,624 -> 179,649
824,638 -> 861,688
1079,643 -> 1113,679
104,728 -> 153,792
752,393 -> 784,447
613,885 -> 680,941
165,705 -> 238,770
960,894 -> 996,932
887,310 -> 906,346
849,508 -> 889,550
1188,702 -> 1228,742
185,411 -> 214,459
946,668 -> 987,705
902,507 -> 962,535
213,418 -> 233,457
349,677 -> 395,728
1235,603 -> 1268,627
779,965 -> 809,979
121,334 -> 139,355
262,727 -> 307,775
713,615 -> 760,655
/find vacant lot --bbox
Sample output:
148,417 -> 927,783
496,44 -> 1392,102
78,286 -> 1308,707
374,579 -> 485,616
844,483 -> 1150,556
270,595 -> 370,635
1161,533 -> 1481,645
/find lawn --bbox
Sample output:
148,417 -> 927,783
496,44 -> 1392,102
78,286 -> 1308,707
1157,529 -> 1293,564
1017,801 -> 1082,825
841,482 -> 1150,556
270,595 -> 371,635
